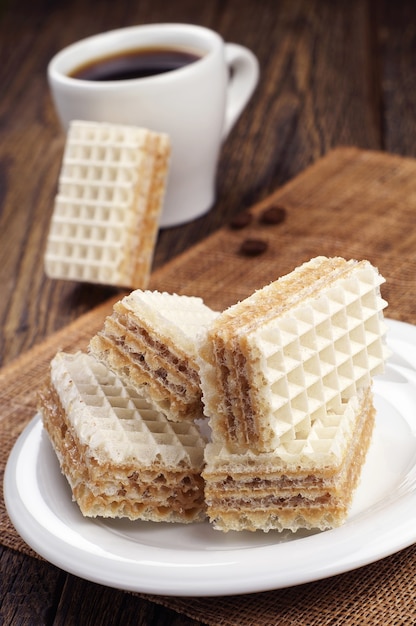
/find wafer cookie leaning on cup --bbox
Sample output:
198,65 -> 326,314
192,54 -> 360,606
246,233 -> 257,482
44,120 -> 170,289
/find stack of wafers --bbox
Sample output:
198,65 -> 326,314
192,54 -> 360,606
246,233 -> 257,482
39,290 -> 217,523
44,120 -> 170,289
198,256 -> 388,532
38,256 -> 388,531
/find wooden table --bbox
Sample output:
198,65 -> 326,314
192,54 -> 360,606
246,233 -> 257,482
1,1 -> 416,624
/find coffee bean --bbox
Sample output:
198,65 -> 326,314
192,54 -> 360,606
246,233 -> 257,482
259,205 -> 286,225
239,238 -> 268,256
229,211 -> 253,229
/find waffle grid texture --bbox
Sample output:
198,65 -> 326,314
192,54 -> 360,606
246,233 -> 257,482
198,257 -> 388,452
253,266 -> 386,440
50,351 -> 206,469
44,120 -> 170,288
204,392 -> 360,470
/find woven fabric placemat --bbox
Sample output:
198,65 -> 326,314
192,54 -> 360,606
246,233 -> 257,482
1,147 -> 416,624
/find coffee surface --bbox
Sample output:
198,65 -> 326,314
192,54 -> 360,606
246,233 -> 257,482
69,46 -> 202,81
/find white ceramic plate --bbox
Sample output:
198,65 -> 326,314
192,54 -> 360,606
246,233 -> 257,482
4,318 -> 416,597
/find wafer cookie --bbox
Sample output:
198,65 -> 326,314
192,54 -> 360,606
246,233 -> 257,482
198,256 -> 388,451
44,120 -> 170,288
89,290 -> 218,421
38,351 -> 207,523
203,386 -> 375,532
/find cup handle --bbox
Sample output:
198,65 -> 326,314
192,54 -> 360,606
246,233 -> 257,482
223,44 -> 259,139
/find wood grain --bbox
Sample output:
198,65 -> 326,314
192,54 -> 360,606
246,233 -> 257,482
2,0 -> 416,625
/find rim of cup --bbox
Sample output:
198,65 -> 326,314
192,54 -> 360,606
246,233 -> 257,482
48,23 -> 223,88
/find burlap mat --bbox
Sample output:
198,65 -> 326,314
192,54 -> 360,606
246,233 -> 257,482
1,148 -> 415,624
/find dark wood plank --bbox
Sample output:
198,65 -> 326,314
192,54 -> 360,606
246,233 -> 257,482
0,546 -> 65,625
0,547 -> 204,626
52,575 -> 204,626
376,0 -> 416,155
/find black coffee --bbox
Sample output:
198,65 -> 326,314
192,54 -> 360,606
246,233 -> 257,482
69,46 -> 202,81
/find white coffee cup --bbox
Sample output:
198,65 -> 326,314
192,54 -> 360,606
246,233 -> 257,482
48,23 -> 259,228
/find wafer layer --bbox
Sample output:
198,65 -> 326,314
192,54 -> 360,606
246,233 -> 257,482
44,120 -> 170,288
198,256 -> 388,451
38,351 -> 207,523
203,386 -> 375,532
89,290 -> 218,421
